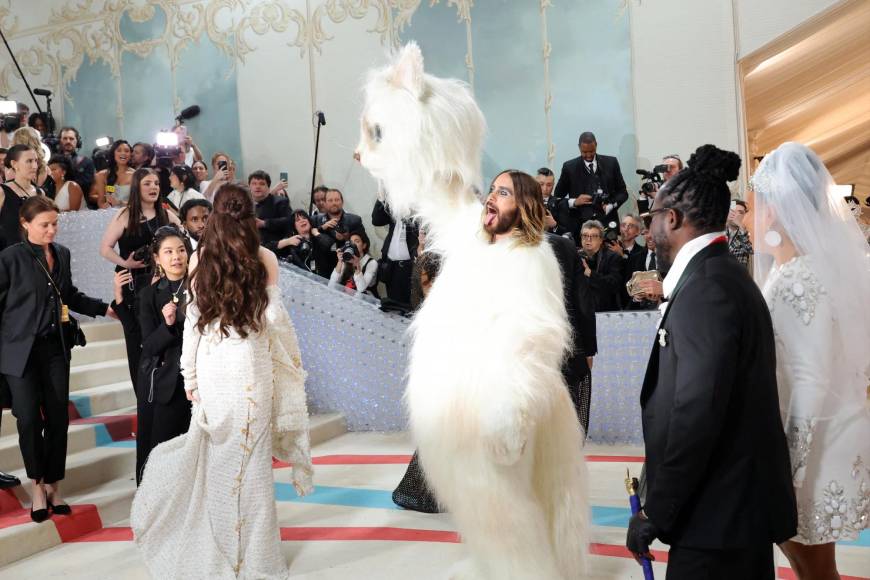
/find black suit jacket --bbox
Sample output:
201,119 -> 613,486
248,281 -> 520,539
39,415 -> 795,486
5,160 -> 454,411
621,244 -> 650,309
256,195 -> 293,248
547,235 -> 597,377
582,247 -> 623,312
312,211 -> 365,277
371,200 -> 419,261
544,196 -> 573,241
640,241 -> 796,549
553,155 -> 628,237
136,279 -> 186,404
0,242 -> 108,377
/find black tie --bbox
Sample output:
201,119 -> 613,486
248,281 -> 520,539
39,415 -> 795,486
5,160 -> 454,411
587,162 -> 595,175
648,251 -> 656,271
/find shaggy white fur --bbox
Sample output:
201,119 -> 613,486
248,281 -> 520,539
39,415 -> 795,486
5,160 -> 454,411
356,43 -> 589,579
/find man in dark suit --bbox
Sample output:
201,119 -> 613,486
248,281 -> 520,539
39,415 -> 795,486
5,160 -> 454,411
547,233 -> 596,435
249,170 -> 292,249
372,199 -> 419,306
626,145 -> 796,579
553,132 -> 628,240
537,167 -> 573,241
578,220 -> 623,312
311,188 -> 364,278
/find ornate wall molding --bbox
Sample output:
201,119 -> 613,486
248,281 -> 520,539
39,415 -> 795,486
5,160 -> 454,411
540,0 -> 555,167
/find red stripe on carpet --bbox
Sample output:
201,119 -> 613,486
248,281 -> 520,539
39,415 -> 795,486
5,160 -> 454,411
586,455 -> 645,462
67,401 -> 81,421
0,507 -> 32,530
271,454 -> 646,468
280,526 -> 461,543
52,504 -> 103,542
72,414 -> 136,442
0,488 -> 23,516
68,526 -> 134,542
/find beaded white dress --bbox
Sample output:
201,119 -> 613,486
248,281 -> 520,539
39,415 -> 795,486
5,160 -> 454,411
764,256 -> 870,544
131,285 -> 313,579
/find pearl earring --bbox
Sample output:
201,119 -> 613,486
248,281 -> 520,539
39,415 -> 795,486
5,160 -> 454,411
764,230 -> 782,248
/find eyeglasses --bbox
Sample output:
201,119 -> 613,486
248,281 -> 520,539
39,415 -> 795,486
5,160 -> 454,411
580,233 -> 601,241
640,206 -> 678,229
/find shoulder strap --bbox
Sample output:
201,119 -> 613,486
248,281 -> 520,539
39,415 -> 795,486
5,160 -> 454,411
24,243 -> 64,302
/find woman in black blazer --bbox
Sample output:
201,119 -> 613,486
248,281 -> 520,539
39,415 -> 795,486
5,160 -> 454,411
112,225 -> 192,484
0,196 -> 112,522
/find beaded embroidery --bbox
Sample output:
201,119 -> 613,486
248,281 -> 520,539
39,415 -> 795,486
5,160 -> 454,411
769,258 -> 825,325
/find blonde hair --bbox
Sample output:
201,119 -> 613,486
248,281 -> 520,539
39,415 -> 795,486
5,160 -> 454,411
13,127 -> 46,175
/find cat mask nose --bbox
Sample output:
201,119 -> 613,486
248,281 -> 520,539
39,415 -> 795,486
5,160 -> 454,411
353,151 -> 361,163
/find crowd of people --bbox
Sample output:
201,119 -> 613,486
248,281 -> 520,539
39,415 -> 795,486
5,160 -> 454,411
0,89 -> 867,580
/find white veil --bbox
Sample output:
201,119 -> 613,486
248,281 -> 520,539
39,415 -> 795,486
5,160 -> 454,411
751,142 -> 870,415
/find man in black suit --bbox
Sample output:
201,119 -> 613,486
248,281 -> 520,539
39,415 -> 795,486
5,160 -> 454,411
537,167 -> 573,241
626,145 -> 796,579
372,199 -> 418,306
578,220 -> 623,312
553,132 -> 628,240
547,233 -> 596,435
249,170 -> 292,249
311,188 -> 364,278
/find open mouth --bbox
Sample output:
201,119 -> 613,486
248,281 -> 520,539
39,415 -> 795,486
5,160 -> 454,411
485,204 -> 497,227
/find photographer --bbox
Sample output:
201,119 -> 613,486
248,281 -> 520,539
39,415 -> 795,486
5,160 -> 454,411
662,153 -> 683,182
58,127 -> 96,208
274,210 -> 315,271
328,230 -> 378,297
173,125 -> 203,167
372,198 -> 418,306
726,199 -> 753,268
131,142 -> 155,169
579,220 -> 623,312
553,132 -> 628,240
537,167 -> 572,240
250,170 -> 292,248
311,188 -> 364,277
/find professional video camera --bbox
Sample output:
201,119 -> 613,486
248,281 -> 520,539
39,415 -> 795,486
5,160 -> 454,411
0,100 -> 21,133
92,136 -> 113,172
636,164 -> 668,195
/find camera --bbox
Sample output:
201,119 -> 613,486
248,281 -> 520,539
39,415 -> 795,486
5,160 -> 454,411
154,131 -> 180,169
131,245 -> 152,265
0,101 -> 21,133
341,240 -> 359,263
603,221 -> 620,243
92,137 -> 114,172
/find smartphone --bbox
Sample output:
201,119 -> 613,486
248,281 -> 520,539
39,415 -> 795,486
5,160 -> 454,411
218,160 -> 228,171
279,171 -> 288,183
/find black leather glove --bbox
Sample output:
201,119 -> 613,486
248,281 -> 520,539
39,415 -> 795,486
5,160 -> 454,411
626,511 -> 659,557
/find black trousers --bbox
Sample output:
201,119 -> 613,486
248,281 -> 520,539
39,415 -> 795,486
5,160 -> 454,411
385,259 -> 413,306
4,335 -> 70,483
118,284 -> 142,393
565,367 -> 592,437
666,544 -> 775,580
135,382 -> 191,485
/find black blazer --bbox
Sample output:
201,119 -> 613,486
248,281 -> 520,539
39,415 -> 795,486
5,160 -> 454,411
312,211 -> 365,277
0,242 -> 108,377
135,279 -> 186,404
371,200 -> 419,261
553,155 -> 628,236
582,247 -> 624,312
544,196 -> 573,241
256,195 -> 293,248
548,235 -> 597,374
621,244 -> 650,308
640,241 -> 797,549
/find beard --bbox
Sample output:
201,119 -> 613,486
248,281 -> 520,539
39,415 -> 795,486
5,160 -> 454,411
483,205 -> 519,237
651,230 -> 673,272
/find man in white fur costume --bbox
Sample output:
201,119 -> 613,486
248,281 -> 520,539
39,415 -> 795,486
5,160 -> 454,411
355,43 -> 589,579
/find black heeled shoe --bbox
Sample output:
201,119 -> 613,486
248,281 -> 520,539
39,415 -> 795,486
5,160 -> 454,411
48,500 -> 72,516
30,505 -> 50,523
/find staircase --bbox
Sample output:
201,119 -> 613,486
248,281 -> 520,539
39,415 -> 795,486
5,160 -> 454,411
0,321 -> 347,567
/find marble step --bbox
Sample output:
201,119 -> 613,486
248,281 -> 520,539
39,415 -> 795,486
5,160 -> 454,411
80,321 -> 124,343
0,413 -> 348,568
70,359 -> 131,393
70,338 -> 127,367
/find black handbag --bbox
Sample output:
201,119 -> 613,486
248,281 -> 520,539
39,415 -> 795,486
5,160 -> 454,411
63,315 -> 87,349
392,451 -> 442,513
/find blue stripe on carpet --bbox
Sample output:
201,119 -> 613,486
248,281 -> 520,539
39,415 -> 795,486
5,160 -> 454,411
275,484 -> 399,509
69,395 -> 92,419
102,439 -> 136,448
271,486 -> 870,548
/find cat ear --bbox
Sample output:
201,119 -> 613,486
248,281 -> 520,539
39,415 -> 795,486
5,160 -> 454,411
390,42 -> 424,99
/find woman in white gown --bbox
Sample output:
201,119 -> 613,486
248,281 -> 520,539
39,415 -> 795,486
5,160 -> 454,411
752,142 -> 870,579
131,183 -> 314,579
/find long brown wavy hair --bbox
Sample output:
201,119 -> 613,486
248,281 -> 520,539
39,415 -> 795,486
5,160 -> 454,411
493,169 -> 546,246
192,183 -> 268,338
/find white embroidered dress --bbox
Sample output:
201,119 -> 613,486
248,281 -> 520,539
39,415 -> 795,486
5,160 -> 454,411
764,256 -> 870,544
131,285 -> 313,579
